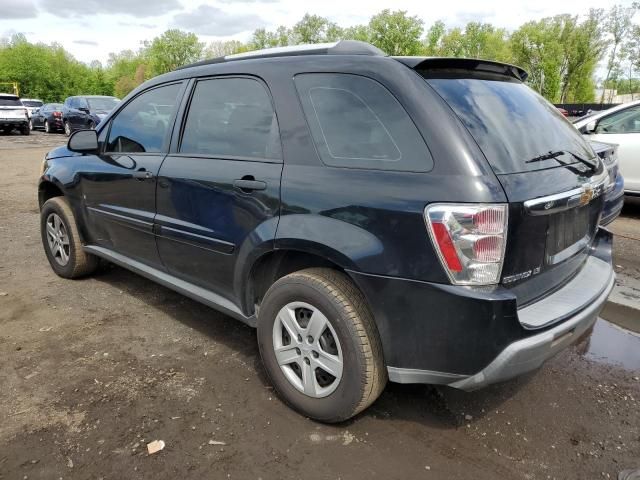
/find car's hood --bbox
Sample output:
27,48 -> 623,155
46,145 -> 78,160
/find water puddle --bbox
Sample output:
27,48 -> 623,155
582,318 -> 640,371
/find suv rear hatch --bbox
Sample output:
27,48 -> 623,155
404,59 -> 608,315
0,95 -> 28,120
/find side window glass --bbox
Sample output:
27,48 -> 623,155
597,107 -> 640,134
106,83 -> 182,154
180,78 -> 281,160
295,73 -> 432,171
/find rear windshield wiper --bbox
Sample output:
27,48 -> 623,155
525,150 -> 597,172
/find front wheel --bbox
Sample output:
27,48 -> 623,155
64,120 -> 71,136
40,197 -> 99,278
29,119 -> 33,131
257,268 -> 387,423
44,120 -> 50,133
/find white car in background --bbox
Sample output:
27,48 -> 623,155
21,98 -> 44,118
574,100 -> 640,196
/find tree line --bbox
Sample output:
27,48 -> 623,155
0,6 -> 637,104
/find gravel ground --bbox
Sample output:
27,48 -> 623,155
0,131 -> 639,480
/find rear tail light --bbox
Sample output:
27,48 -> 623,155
53,111 -> 62,118
425,204 -> 508,285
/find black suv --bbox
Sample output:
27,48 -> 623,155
39,41 -> 614,422
62,95 -> 120,136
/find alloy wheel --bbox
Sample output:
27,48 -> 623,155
272,301 -> 343,398
45,213 -> 70,266
64,122 -> 70,136
29,120 -> 33,131
44,120 -> 49,133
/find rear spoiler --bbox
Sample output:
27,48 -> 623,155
393,56 -> 528,82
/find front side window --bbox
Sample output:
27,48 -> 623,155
106,83 -> 182,154
596,107 -> 640,134
180,77 -> 281,160
295,73 -> 432,171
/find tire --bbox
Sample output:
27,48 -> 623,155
257,268 -> 386,423
88,121 -> 95,130
44,120 -> 50,134
40,197 -> 99,279
21,125 -> 30,136
29,119 -> 33,131
64,120 -> 71,136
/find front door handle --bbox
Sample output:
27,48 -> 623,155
233,178 -> 267,192
132,169 -> 154,180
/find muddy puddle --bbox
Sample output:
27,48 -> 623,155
581,314 -> 640,371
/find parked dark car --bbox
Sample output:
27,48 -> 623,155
30,103 -> 64,133
591,140 -> 624,226
0,93 -> 29,135
62,95 -> 119,136
38,41 -> 614,423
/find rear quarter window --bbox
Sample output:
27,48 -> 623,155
295,73 -> 432,172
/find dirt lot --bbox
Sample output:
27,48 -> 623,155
1,131 -> 639,480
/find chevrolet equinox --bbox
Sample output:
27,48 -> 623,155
39,41 -> 615,422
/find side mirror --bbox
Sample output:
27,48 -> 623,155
68,129 -> 98,153
79,107 -> 90,114
585,120 -> 597,133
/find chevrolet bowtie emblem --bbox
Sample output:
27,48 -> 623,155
579,185 -> 594,205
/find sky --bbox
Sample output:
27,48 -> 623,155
0,0 -> 636,65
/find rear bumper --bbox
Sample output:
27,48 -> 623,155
449,267 -> 613,390
349,229 -> 614,390
0,119 -> 27,127
600,174 -> 624,226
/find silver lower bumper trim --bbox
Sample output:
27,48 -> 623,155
387,271 -> 615,391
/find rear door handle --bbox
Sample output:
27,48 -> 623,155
233,178 -> 267,191
132,169 -> 154,180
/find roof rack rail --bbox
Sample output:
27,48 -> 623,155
178,40 -> 386,70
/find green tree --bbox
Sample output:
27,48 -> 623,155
204,40 -> 250,58
291,14 -> 342,44
600,4 -> 637,102
367,9 -> 424,55
144,29 -> 204,76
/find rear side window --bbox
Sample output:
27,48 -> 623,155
180,77 -> 281,160
106,83 -> 182,154
295,73 -> 432,172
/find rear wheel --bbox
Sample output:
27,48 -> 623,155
21,125 -> 30,136
257,268 -> 386,423
64,120 -> 71,136
40,197 -> 99,278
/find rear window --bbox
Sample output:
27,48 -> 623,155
0,96 -> 22,107
422,72 -> 595,174
295,73 -> 432,172
22,100 -> 43,107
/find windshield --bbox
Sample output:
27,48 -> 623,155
423,73 -> 595,174
22,100 -> 43,107
0,97 -> 22,107
49,103 -> 63,110
87,97 -> 119,111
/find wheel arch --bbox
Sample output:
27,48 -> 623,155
243,246 -> 357,317
38,179 -> 65,208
